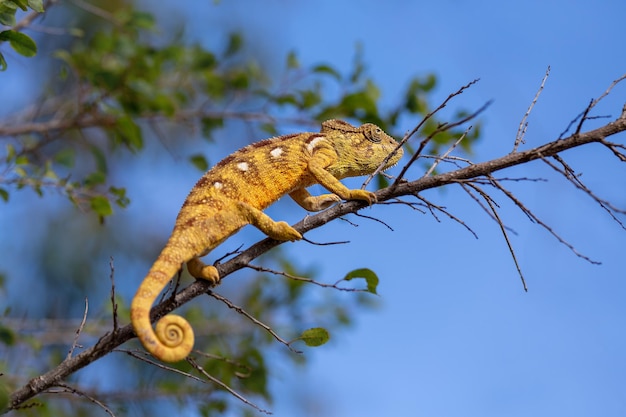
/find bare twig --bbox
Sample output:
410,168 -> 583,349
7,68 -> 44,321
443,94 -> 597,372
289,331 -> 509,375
486,175 -> 602,264
51,382 -> 115,417
394,99 -> 491,184
69,0 -> 118,23
424,125 -> 471,177
187,358 -> 271,415
67,298 -> 88,360
459,181 -> 523,233
590,74 -> 626,108
514,66 -> 550,152
10,0 -> 56,32
543,155 -> 626,230
353,212 -> 394,231
301,236 -> 350,246
465,183 -> 528,291
599,137 -> 626,162
207,290 -> 301,353
109,257 -> 118,332
245,264 -> 369,293
362,79 -> 481,188
416,194 -> 479,239
559,74 -> 626,139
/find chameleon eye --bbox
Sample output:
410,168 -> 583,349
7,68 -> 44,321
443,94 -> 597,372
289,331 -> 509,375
366,126 -> 382,143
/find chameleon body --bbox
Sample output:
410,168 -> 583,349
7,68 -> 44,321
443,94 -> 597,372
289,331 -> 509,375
130,119 -> 403,362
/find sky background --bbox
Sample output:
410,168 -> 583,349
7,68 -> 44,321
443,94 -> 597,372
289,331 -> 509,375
3,1 -> 626,416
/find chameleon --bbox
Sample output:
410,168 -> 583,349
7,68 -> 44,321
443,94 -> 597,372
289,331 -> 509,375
130,119 -> 404,362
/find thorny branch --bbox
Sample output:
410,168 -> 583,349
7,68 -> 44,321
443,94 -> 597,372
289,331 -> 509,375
6,75 -> 626,414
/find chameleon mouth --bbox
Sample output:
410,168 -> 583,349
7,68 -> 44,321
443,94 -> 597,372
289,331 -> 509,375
381,146 -> 404,171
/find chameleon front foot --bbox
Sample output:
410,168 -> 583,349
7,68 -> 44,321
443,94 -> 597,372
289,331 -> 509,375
347,189 -> 377,205
187,257 -> 220,285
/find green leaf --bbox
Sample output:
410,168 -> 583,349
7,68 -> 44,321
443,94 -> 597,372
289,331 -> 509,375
89,144 -> 108,174
69,27 -> 84,37
300,327 -> 329,347
286,50 -> 299,69
0,5 -> 16,26
0,383 -> 8,414
4,144 -> 14,162
129,11 -> 155,30
224,32 -> 242,57
312,64 -> 341,80
343,267 -> 379,294
0,188 -> 8,202
54,148 -> 75,167
14,154 -> 28,165
90,195 -> 113,217
0,323 -> 15,346
189,154 -> 209,172
84,171 -> 106,187
115,116 -> 143,151
298,90 -> 321,109
13,0 -> 28,11
0,51 -> 6,71
200,116 -> 223,139
109,186 -> 130,208
259,122 -> 278,136
0,30 -> 37,57
27,0 -> 45,13
228,69 -> 249,89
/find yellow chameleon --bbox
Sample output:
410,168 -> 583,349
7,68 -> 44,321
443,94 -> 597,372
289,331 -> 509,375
130,119 -> 403,362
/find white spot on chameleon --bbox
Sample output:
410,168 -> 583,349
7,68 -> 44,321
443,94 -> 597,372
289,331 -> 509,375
270,147 -> 283,158
306,136 -> 326,153
237,162 -> 249,171
213,182 -> 223,190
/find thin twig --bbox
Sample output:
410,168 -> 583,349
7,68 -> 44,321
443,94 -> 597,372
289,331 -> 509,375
109,257 -> 118,332
599,138 -> 626,162
67,298 -> 88,360
187,357 -> 271,415
10,0 -> 55,32
486,175 -> 602,264
590,73 -> 626,108
51,382 -> 115,417
458,181 -> 522,234
245,264 -> 369,293
207,290 -> 301,353
420,153 -> 472,170
543,155 -> 626,230
514,66 -> 550,152
424,125 -> 472,176
465,183 -> 528,291
363,79 -> 481,188
353,212 -> 394,231
416,194 -> 479,239
301,236 -> 350,246
395,99 -> 491,184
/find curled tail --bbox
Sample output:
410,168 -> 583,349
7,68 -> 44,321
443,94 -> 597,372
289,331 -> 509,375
130,242 -> 195,362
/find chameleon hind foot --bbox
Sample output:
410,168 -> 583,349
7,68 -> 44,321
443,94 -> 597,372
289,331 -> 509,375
187,257 -> 220,285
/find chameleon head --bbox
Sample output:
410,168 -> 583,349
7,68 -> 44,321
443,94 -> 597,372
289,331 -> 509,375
321,120 -> 404,178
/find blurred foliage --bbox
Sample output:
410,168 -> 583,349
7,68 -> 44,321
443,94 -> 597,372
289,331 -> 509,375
0,0 -> 43,70
0,1 -> 482,416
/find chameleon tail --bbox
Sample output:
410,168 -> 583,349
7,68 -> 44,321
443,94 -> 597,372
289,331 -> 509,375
130,242 -> 195,363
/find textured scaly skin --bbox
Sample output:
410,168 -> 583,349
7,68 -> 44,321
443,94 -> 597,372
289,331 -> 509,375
130,119 -> 404,362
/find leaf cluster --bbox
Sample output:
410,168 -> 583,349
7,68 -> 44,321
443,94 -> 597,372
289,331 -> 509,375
0,0 -> 42,70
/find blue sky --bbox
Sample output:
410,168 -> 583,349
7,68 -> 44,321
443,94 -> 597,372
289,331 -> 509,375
3,1 -> 626,416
